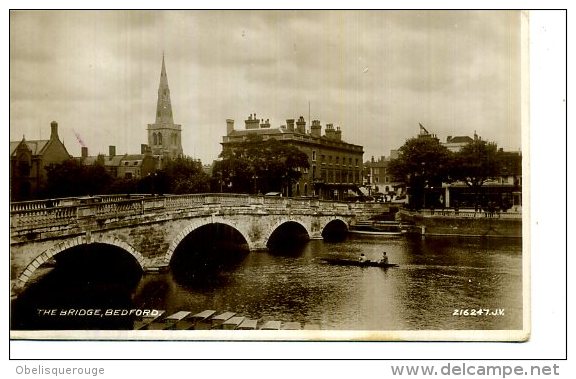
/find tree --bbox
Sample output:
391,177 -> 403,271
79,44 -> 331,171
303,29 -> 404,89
388,137 -> 452,210
451,139 -> 502,210
213,134 -> 309,195
44,158 -> 113,198
154,157 -> 210,194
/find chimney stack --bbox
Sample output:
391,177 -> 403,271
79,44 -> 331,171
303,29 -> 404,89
334,126 -> 342,141
311,120 -> 322,137
50,121 -> 59,140
286,119 -> 295,132
245,113 -> 260,129
109,145 -> 116,157
325,123 -> 335,139
296,116 -> 306,134
260,118 -> 271,128
226,119 -> 235,135
81,146 -> 88,158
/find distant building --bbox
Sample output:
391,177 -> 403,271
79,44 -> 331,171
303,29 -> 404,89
416,123 -> 440,142
10,121 -> 71,200
443,135 -> 475,152
363,154 -> 404,198
147,55 -> 183,160
222,114 -> 364,200
79,145 -> 158,180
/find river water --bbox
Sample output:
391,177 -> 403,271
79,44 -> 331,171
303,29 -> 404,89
12,234 -> 522,331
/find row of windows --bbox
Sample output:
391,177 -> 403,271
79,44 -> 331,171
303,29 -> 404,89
371,168 -> 388,175
372,176 -> 391,184
311,150 -> 359,166
318,169 -> 362,184
152,132 -> 179,146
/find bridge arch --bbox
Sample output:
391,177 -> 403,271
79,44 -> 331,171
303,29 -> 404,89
264,218 -> 312,247
16,235 -> 145,289
321,217 -> 349,231
164,217 -> 252,264
320,217 -> 349,241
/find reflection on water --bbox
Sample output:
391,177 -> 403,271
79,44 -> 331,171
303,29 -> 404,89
12,235 -> 522,331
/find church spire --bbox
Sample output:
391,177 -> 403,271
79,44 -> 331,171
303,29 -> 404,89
147,54 -> 183,160
155,54 -> 174,125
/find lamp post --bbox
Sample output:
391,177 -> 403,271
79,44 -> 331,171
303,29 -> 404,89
252,174 -> 258,195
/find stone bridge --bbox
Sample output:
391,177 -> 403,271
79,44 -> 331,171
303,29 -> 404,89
10,194 -> 389,295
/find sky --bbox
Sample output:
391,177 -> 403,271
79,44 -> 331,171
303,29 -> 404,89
10,10 -> 522,164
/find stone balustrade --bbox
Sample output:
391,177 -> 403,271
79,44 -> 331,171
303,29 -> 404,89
416,209 -> 522,219
10,194 -> 385,233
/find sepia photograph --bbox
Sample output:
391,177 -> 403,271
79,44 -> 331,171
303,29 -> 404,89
9,10 -> 528,343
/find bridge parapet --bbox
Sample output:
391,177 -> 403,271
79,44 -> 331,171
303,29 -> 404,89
10,194 -> 389,235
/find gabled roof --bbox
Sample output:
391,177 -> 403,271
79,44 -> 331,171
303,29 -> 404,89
10,139 -> 50,156
78,155 -> 126,167
123,154 -> 148,161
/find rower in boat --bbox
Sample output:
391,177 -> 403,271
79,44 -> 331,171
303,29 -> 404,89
379,252 -> 389,265
359,253 -> 368,263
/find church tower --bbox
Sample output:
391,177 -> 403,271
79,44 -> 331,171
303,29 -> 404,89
147,55 -> 183,159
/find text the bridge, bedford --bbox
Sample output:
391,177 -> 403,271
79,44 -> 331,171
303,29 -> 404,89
10,194 -> 389,295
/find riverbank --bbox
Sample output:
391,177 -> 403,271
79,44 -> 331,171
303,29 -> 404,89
397,209 -> 522,238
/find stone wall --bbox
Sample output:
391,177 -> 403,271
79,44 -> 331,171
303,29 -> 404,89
398,210 -> 522,238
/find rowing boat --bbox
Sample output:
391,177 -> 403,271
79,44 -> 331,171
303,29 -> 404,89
320,257 -> 399,268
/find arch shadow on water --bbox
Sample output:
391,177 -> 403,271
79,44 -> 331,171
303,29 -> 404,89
11,243 -> 142,330
169,223 -> 250,289
266,221 -> 310,257
321,219 -> 349,243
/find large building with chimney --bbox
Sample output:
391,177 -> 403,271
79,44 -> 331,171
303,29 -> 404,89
222,114 -> 364,200
147,55 -> 183,160
10,121 -> 71,200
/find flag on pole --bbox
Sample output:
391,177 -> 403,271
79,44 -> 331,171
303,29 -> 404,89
419,123 -> 429,134
73,129 -> 86,147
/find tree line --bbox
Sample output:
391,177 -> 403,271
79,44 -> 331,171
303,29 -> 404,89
388,137 -> 521,211
42,156 -> 211,199
36,135 -> 309,200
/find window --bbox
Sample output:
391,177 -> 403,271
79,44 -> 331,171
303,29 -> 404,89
312,151 -> 316,161
355,158 -> 359,166
153,133 -> 158,145
158,133 -> 163,145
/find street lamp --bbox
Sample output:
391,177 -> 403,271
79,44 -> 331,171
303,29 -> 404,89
252,174 -> 258,194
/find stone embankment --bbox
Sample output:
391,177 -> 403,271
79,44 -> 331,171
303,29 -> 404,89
397,209 -> 522,238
